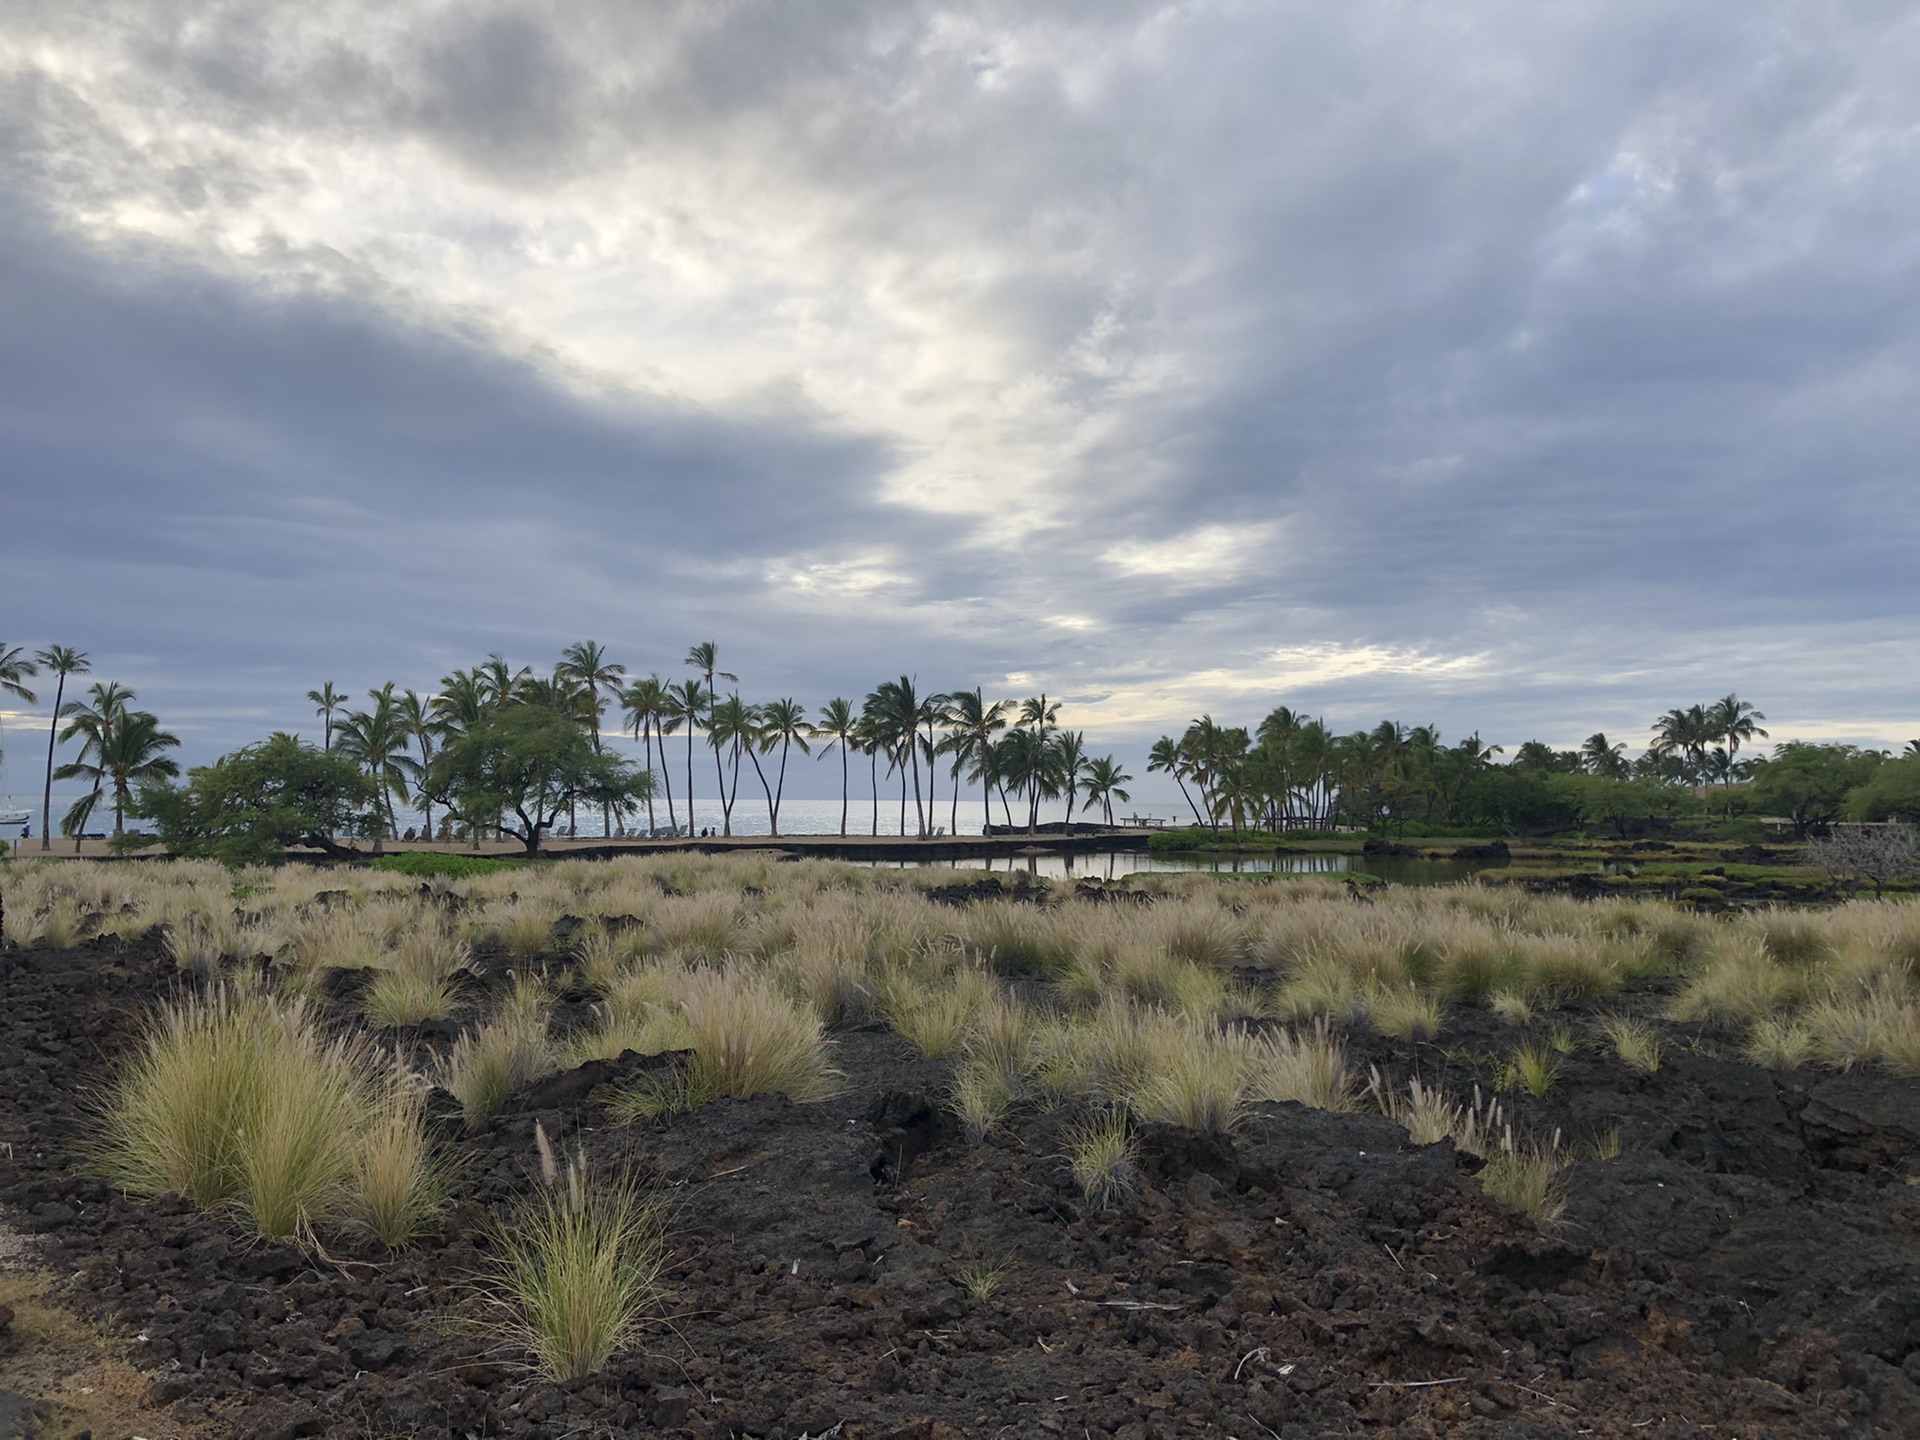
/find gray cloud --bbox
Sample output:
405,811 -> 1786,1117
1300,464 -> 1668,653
2,0 -> 1918,806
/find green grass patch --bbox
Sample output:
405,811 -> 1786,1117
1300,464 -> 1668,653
370,852 -> 519,879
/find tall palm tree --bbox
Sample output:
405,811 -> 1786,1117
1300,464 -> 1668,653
995,727 -> 1061,834
1708,695 -> 1769,785
1651,706 -> 1713,788
662,679 -> 709,835
35,646 -> 88,851
754,698 -> 812,837
395,689 -> 442,839
1148,736 -> 1203,826
622,675 -> 670,835
854,713 -> 884,836
0,643 -> 37,773
865,677 -> 929,835
815,698 -> 859,835
478,654 -> 533,712
938,689 -> 1007,837
1081,756 -> 1133,826
685,642 -> 737,830
559,641 -> 627,835
307,682 -> 347,752
707,693 -> 756,836
55,685 -> 178,837
337,684 -> 409,839
1053,730 -> 1088,836
1581,732 -> 1630,779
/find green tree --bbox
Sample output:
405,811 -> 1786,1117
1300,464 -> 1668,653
395,689 -> 442,839
620,675 -> 671,835
54,683 -> 180,836
336,684 -> 409,839
1747,742 -> 1883,838
1081,756 -> 1132,826
814,697 -> 859,836
1580,732 -> 1630,779
422,705 -> 652,856
0,643 -> 37,770
559,641 -> 627,836
1148,736 -> 1204,826
131,734 -> 380,864
706,693 -> 756,836
662,680 -> 709,834
1845,754 -> 1920,825
941,688 -> 1008,836
307,681 -> 347,753
685,642 -> 737,832
752,698 -> 812,837
1054,730 -> 1088,836
35,646 -> 89,851
1708,694 -> 1769,785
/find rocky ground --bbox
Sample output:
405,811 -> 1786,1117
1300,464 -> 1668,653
2,930 -> 1918,1439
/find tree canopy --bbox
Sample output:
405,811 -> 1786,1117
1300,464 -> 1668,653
130,733 -> 380,864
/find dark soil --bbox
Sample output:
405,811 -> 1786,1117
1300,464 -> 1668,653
3,935 -> 1919,1439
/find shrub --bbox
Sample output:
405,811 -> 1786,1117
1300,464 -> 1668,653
487,1151 -> 665,1382
1478,1125 -> 1567,1226
100,984 -> 395,1240
1246,1018 -> 1357,1111
676,967 -> 837,1102
1065,1109 -> 1137,1210
1596,1013 -> 1662,1074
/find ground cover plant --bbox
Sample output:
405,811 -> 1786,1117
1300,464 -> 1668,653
1,854 -> 1918,1436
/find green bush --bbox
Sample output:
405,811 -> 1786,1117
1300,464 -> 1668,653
370,852 -> 517,879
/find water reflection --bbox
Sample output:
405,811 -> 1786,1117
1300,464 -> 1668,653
860,849 -> 1499,886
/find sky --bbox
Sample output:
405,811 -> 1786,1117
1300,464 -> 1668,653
4,0 -> 1919,802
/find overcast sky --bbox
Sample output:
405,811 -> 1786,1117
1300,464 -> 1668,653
4,0 -> 1918,799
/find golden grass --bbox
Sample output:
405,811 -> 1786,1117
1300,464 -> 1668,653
485,1150 -> 664,1382
1065,1109 -> 1137,1210
1246,1018 -> 1359,1111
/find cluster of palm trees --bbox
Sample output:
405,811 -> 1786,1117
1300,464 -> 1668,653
308,643 -> 1136,840
0,642 -> 181,849
1147,695 -> 1772,834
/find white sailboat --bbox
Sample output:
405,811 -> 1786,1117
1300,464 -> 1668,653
0,808 -> 29,827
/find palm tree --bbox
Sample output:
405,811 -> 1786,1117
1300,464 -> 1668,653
1651,706 -> 1714,788
0,643 -> 36,773
307,682 -> 347,752
940,689 -> 1008,836
1708,695 -> 1769,784
1581,732 -> 1630,779
707,693 -> 756,836
754,698 -> 812,837
478,654 -> 532,712
559,641 -> 627,835
1081,756 -> 1133,826
1148,736 -> 1204,826
395,689 -> 442,839
685,642 -> 737,830
337,684 -> 409,840
815,698 -> 859,835
55,685 -> 178,837
1053,730 -> 1088,836
35,646 -> 88,851
865,678 -> 929,835
621,675 -> 670,835
662,679 -> 710,835
854,713 -> 884,836
995,726 -> 1061,834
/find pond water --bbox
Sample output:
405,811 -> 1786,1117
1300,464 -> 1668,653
861,849 -> 1503,886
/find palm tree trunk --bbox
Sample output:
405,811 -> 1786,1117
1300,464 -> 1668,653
869,749 -> 879,837
40,673 -> 65,851
748,743 -> 778,837
839,745 -> 849,836
950,758 -> 960,836
773,736 -> 792,836
686,729 -> 696,835
911,744 -> 925,838
641,721 -> 657,833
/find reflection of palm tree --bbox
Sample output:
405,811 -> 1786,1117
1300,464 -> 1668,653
307,682 -> 347,752
35,646 -> 88,851
815,698 -> 858,836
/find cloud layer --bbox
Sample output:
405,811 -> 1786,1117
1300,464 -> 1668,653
3,1 -> 1917,793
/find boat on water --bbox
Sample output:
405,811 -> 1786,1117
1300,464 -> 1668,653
0,808 -> 30,827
